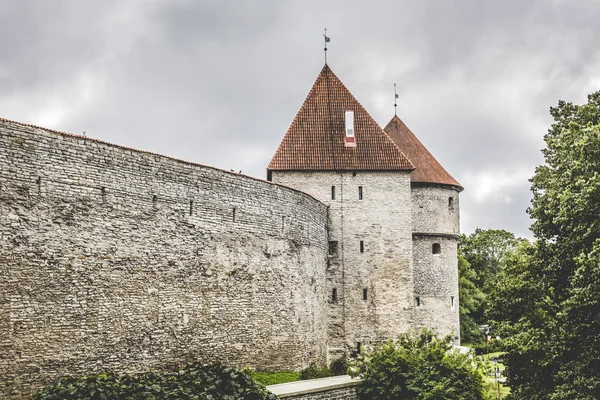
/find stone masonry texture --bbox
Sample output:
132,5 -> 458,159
411,186 -> 461,342
278,386 -> 359,400
271,171 -> 415,358
0,120 -> 329,398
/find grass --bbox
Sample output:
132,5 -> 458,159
480,351 -> 510,399
251,371 -> 301,386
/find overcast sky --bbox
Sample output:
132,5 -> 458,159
2,0 -> 599,239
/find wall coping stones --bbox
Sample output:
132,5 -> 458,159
0,117 -> 324,205
267,375 -> 362,398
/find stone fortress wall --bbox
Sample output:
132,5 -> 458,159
411,185 -> 461,341
0,119 -> 329,398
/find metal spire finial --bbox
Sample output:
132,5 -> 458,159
323,28 -> 330,65
394,83 -> 399,116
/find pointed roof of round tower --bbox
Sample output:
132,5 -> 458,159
384,115 -> 463,191
268,65 -> 414,171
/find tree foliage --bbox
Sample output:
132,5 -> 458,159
458,255 -> 486,343
458,229 -> 523,342
488,92 -> 600,399
350,330 -> 488,400
34,363 -> 278,400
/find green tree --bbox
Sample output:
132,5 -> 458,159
460,229 -> 523,291
350,330 -> 488,400
458,255 -> 486,343
488,92 -> 600,399
458,229 -> 524,341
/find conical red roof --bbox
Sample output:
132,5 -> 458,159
268,65 -> 414,171
384,115 -> 463,190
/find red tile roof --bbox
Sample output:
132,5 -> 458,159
384,115 -> 463,190
268,65 -> 414,171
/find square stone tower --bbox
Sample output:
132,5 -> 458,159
267,65 -> 417,358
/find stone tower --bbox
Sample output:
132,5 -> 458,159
267,64 -> 463,357
384,116 -> 463,343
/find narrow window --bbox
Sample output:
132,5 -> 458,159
101,187 -> 106,202
358,186 -> 363,200
356,342 -> 362,354
328,241 -> 338,256
415,296 -> 421,307
448,197 -> 454,211
152,195 -> 157,203
189,200 -> 193,216
363,288 -> 368,300
331,186 -> 336,200
233,207 -> 237,222
332,288 -> 338,302
432,243 -> 441,254
451,296 -> 455,308
360,240 -> 364,253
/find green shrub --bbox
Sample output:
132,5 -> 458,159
34,363 -> 278,400
299,363 -> 332,380
329,357 -> 349,375
350,329 -> 490,400
473,339 -> 505,355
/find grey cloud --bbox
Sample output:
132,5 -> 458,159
2,0 -> 600,238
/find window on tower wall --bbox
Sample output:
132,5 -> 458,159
358,186 -> 363,200
328,241 -> 338,256
331,186 -> 336,200
432,243 -> 441,254
360,240 -> 364,253
332,288 -> 338,302
448,197 -> 454,211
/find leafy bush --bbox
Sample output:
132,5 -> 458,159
329,357 -> 349,375
34,363 -> 278,400
251,371 -> 301,386
350,329 -> 489,400
299,363 -> 332,380
473,339 -> 505,355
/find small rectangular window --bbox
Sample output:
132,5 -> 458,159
360,240 -> 364,253
415,296 -> 421,307
331,186 -> 336,200
332,288 -> 338,302
451,296 -> 455,308
363,288 -> 368,300
356,342 -> 362,353
358,186 -> 363,200
328,241 -> 338,256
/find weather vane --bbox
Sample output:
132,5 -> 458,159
394,83 -> 399,116
323,28 -> 330,64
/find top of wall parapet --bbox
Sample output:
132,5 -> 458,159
0,116 -> 324,206
267,375 -> 362,397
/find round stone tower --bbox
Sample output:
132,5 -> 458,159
384,116 -> 463,343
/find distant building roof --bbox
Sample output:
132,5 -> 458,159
384,115 -> 463,190
268,65 -> 414,172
